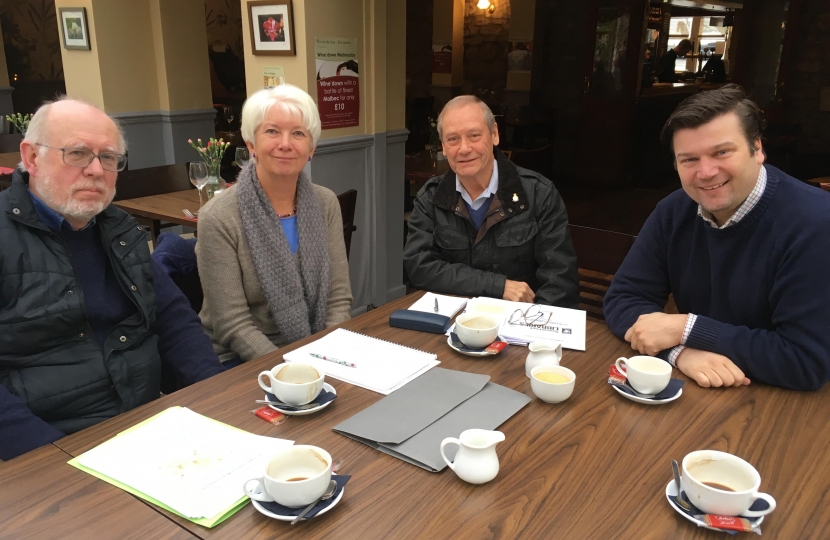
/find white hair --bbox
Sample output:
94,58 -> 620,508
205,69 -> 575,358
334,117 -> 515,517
23,95 -> 127,155
437,95 -> 496,141
240,84 -> 321,149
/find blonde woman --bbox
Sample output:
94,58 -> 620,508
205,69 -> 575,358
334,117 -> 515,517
197,84 -> 352,366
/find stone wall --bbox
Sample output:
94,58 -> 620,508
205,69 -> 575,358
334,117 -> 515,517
463,0 -> 511,110
787,0 -> 830,154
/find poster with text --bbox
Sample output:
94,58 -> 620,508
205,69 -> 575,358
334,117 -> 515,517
262,66 -> 285,88
316,37 -> 359,129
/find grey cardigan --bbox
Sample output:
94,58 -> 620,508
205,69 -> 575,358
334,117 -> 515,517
196,183 -> 353,362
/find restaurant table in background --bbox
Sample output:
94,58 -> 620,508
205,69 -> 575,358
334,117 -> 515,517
404,151 -> 450,210
0,292 -> 821,539
114,189 -> 202,242
0,151 -> 20,190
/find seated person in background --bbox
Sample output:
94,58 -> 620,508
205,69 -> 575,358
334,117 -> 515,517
0,98 -> 223,460
657,39 -> 693,83
404,95 -> 579,308
604,85 -> 830,391
196,85 -> 352,366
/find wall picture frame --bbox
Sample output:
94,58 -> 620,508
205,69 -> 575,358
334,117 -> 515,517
59,7 -> 91,51
248,0 -> 295,56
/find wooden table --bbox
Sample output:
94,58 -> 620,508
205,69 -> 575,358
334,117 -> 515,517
10,292 -> 822,539
0,151 -> 20,170
0,445 -> 194,539
114,189 -> 201,239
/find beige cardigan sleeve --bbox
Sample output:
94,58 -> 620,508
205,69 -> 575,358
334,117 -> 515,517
316,185 -> 353,326
196,192 -> 278,362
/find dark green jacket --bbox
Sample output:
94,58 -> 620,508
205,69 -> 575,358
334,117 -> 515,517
0,174 -> 161,435
404,148 -> 579,308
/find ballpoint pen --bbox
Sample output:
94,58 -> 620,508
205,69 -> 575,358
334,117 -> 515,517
309,353 -> 357,368
434,298 -> 439,313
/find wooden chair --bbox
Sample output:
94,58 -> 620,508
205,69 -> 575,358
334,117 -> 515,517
337,189 -> 358,260
568,224 -> 637,320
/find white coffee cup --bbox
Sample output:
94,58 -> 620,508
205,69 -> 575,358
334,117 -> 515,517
614,355 -> 671,395
454,313 -> 500,348
682,450 -> 776,517
243,445 -> 333,507
530,365 -> 576,403
258,363 -> 324,406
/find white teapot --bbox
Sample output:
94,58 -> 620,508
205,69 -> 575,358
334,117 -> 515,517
440,429 -> 505,484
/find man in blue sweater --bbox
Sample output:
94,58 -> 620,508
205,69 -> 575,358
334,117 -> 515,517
604,85 -> 830,391
0,98 -> 224,460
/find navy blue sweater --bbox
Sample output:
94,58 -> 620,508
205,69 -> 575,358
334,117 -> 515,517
604,166 -> 830,391
0,216 -> 223,460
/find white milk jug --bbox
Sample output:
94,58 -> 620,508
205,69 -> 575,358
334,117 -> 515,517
440,429 -> 505,484
525,340 -> 562,377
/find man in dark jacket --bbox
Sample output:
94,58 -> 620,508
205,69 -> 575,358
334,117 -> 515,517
0,98 -> 223,460
404,95 -> 578,308
657,39 -> 693,83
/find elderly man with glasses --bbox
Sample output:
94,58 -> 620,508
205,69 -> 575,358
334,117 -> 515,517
0,97 -> 223,460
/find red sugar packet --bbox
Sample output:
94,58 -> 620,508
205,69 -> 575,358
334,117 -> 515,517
253,406 -> 286,425
607,364 -> 626,385
701,514 -> 760,534
485,341 -> 508,354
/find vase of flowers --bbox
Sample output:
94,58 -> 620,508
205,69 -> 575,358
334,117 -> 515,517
6,113 -> 31,135
188,137 -> 230,199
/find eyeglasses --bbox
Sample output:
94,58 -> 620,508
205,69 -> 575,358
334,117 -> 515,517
35,143 -> 127,172
507,304 -> 552,327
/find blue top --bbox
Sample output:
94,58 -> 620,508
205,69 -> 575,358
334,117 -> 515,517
281,215 -> 299,254
604,165 -> 830,391
463,195 -> 494,231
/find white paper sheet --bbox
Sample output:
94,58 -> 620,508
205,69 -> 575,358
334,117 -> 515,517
76,407 -> 293,519
408,293 -> 469,319
283,328 -> 439,394
453,298 -> 587,351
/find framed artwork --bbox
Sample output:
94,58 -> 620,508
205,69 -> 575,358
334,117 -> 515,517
248,0 -> 295,56
59,8 -> 91,51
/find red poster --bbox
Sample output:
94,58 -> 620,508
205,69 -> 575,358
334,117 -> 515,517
317,76 -> 360,129
432,51 -> 452,74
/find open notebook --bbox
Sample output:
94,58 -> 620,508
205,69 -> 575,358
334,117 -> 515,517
283,328 -> 439,394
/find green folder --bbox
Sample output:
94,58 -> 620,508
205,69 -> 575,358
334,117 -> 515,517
68,407 -> 257,528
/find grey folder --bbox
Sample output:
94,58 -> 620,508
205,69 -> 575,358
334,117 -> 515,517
333,367 -> 531,472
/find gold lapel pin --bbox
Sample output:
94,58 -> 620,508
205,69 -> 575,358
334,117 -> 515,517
512,193 -> 519,202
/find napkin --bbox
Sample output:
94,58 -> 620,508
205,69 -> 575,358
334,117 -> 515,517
611,378 -> 684,400
264,388 -> 337,411
258,474 -> 350,519
669,491 -> 763,535
449,332 -> 507,354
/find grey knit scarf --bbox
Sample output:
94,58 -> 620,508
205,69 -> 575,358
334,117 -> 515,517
236,163 -> 330,344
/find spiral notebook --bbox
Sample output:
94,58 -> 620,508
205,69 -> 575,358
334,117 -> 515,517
282,328 -> 439,394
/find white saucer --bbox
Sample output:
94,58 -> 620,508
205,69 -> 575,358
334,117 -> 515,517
446,335 -> 506,357
265,383 -> 337,416
250,486 -> 345,522
612,384 -> 682,405
665,480 -> 763,531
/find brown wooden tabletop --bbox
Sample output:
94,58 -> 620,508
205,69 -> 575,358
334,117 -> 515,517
0,445 -> 194,540
114,189 -> 202,229
41,291 -> 830,539
0,151 -> 20,170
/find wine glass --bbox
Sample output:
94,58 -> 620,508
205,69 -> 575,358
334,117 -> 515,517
235,147 -> 251,169
189,161 -> 209,209
223,106 -> 234,129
